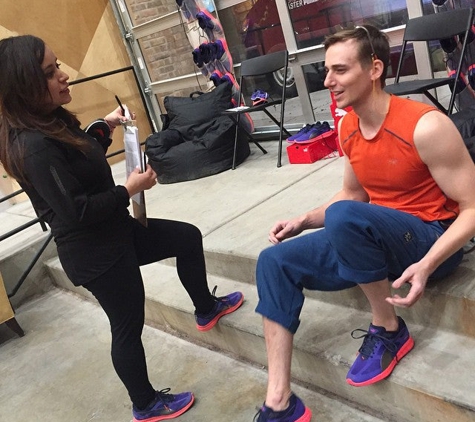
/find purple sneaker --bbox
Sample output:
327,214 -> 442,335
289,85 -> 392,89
212,39 -> 233,73
287,124 -> 316,143
196,10 -> 223,41
195,286 -> 243,331
251,89 -> 270,106
346,316 -> 414,387
253,393 -> 312,422
192,47 -> 210,77
132,388 -> 194,422
210,70 -> 224,87
294,121 -> 332,144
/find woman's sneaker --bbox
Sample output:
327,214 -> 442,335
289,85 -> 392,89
132,388 -> 194,422
346,316 -> 414,387
195,286 -> 244,331
253,393 -> 312,422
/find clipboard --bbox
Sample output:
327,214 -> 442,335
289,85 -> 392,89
118,97 -> 148,227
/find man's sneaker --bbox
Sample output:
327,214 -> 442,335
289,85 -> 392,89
253,393 -> 312,422
346,316 -> 414,387
294,121 -> 332,144
132,388 -> 194,422
251,89 -> 269,106
195,286 -> 243,331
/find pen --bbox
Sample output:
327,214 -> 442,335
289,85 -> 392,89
115,95 -> 126,116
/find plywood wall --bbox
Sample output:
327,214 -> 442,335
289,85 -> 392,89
0,0 -> 151,163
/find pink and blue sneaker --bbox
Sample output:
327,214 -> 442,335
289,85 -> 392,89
346,316 -> 414,387
253,393 -> 312,422
195,286 -> 244,331
251,89 -> 269,106
286,124 -> 316,143
132,388 -> 194,422
293,121 -> 332,144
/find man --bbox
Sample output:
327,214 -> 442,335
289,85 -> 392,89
253,25 -> 475,422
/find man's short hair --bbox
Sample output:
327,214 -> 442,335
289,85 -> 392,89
323,25 -> 390,87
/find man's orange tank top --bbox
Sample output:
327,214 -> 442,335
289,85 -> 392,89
339,95 -> 459,222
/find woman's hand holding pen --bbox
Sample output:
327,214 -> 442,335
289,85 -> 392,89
104,106 -> 136,132
124,164 -> 157,197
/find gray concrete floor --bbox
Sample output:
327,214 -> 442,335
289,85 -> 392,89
0,289 -> 385,422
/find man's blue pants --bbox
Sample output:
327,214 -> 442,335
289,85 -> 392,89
255,201 -> 463,333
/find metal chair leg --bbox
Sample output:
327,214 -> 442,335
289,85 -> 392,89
5,317 -> 25,337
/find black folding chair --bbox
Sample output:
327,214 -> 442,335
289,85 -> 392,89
385,7 -> 475,115
223,50 -> 292,168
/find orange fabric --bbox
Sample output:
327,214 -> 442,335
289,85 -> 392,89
339,95 -> 459,222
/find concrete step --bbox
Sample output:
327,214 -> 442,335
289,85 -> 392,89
46,258 -> 475,422
202,247 -> 475,340
194,156 -> 475,340
1,288 -> 385,422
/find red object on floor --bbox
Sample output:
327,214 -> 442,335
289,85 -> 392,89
287,131 -> 338,164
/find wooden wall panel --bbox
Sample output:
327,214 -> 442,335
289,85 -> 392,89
0,0 -> 150,163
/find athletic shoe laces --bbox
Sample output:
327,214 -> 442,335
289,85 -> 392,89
155,388 -> 174,405
351,328 -> 399,359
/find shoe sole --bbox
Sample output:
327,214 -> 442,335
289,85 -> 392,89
287,134 -> 307,143
252,99 -> 268,106
133,394 -> 195,422
297,406 -> 312,422
346,335 -> 415,387
196,294 -> 244,332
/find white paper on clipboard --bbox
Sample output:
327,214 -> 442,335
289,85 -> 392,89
121,105 -> 147,226
123,124 -> 144,204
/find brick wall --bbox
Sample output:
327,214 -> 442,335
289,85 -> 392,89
126,0 -> 206,103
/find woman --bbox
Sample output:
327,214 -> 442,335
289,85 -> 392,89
0,35 -> 243,422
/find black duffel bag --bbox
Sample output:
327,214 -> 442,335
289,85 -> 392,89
145,83 -> 250,184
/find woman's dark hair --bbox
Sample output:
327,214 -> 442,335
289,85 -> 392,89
323,25 -> 390,87
0,35 -> 87,182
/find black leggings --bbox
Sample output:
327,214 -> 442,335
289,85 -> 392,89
84,218 -> 215,409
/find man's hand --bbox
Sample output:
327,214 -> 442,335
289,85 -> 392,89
269,218 -> 305,244
385,261 -> 431,308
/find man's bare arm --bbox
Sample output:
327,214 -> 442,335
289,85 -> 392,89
387,110 -> 475,307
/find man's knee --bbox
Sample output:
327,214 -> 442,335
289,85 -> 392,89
325,200 -> 371,245
256,245 -> 282,284
326,200 -> 360,228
